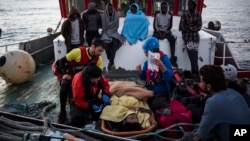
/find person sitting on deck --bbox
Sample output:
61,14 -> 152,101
51,38 -> 106,124
100,81 -> 153,132
121,3 -> 150,45
70,62 -> 111,128
194,65 -> 250,141
135,37 -> 173,113
153,1 -> 178,68
101,3 -> 125,71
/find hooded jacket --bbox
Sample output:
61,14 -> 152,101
61,7 -> 85,52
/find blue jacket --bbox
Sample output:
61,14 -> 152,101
198,88 -> 250,141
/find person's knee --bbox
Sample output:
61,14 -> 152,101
60,79 -> 71,93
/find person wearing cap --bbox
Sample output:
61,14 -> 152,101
135,37 -> 173,112
179,0 -> 202,77
194,65 -> 250,141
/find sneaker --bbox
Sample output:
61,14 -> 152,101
57,112 -> 66,124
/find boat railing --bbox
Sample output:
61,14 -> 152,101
0,42 -> 20,54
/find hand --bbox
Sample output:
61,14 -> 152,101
136,64 -> 142,74
92,104 -> 104,113
193,132 -> 201,141
51,61 -> 57,74
102,93 -> 110,105
152,58 -> 163,66
62,74 -> 72,80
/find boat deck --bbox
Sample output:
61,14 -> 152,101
0,62 -> 61,118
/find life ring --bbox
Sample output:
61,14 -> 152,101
0,50 -> 36,84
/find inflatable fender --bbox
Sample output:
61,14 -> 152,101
0,50 -> 36,84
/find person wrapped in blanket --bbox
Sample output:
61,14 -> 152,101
70,62 -> 111,128
136,37 -> 173,113
121,3 -> 150,45
100,81 -> 154,132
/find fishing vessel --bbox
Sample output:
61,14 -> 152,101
0,0 -> 250,140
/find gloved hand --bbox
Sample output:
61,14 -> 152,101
102,93 -> 110,105
92,104 -> 103,113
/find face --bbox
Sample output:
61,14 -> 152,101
131,6 -> 137,14
125,113 -> 138,124
188,1 -> 196,11
200,75 -> 211,95
90,77 -> 101,84
90,45 -> 104,56
108,5 -> 113,14
161,4 -> 168,14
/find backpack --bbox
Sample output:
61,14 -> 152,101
155,99 -> 193,139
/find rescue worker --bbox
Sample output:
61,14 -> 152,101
52,38 -> 106,124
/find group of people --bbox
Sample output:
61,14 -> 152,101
52,0 -> 250,140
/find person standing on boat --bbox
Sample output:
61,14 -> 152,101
61,6 -> 85,53
121,3 -> 150,45
101,3 -> 125,71
194,65 -> 250,141
179,0 -> 202,76
70,62 -> 110,128
82,2 -> 102,47
153,1 -> 178,68
135,37 -> 173,112
52,38 -> 106,124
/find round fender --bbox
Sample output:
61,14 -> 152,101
0,50 -> 36,84
208,21 -> 221,31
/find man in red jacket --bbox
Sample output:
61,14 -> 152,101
70,62 -> 110,128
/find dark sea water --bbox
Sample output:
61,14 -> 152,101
0,0 -> 249,67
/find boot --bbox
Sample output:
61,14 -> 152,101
170,56 -> 178,68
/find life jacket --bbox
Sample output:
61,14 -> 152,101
145,51 -> 164,86
69,47 -> 99,75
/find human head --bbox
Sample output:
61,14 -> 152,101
83,62 -> 102,84
121,113 -> 142,131
188,0 -> 197,12
88,2 -> 97,12
107,3 -> 113,15
130,4 -> 137,14
142,37 -> 160,54
199,65 -> 227,94
161,1 -> 169,14
68,6 -> 80,21
89,38 -> 106,57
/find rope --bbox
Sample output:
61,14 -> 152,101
3,100 -> 55,119
54,17 -> 63,34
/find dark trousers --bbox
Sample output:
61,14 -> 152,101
86,31 -> 100,47
70,101 -> 101,128
153,31 -> 176,57
105,38 -> 120,64
186,48 -> 199,75
59,79 -> 72,114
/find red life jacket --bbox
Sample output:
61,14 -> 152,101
69,47 -> 99,73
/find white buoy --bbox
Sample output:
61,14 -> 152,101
0,50 -> 36,84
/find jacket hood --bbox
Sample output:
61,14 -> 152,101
160,1 -> 169,14
68,6 -> 80,19
127,3 -> 142,15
